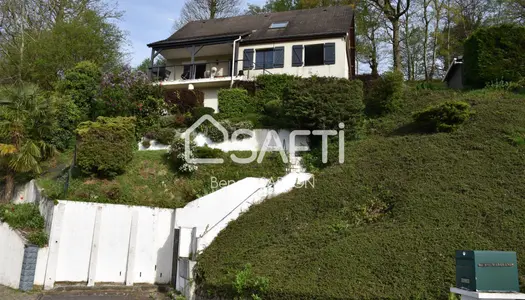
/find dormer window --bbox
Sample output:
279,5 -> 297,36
269,22 -> 289,29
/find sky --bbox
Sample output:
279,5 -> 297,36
117,0 -> 266,66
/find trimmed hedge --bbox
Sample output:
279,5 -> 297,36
76,117 -> 136,178
218,88 -> 255,119
464,25 -> 525,88
413,101 -> 472,133
283,77 -> 364,131
365,71 -> 404,116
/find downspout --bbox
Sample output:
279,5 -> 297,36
230,36 -> 242,88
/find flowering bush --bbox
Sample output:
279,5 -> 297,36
169,138 -> 198,174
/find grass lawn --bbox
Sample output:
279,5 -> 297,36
38,150 -> 286,209
195,88 -> 525,299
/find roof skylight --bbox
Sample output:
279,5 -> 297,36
269,22 -> 289,29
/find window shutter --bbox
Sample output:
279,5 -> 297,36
292,45 -> 304,67
255,51 -> 265,69
243,49 -> 254,70
324,43 -> 336,65
273,47 -> 285,68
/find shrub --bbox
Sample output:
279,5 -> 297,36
56,61 -> 101,120
254,74 -> 299,113
0,204 -> 44,230
154,128 -> 176,145
142,140 -> 151,149
413,101 -> 472,133
165,89 -> 204,114
76,117 -> 136,178
48,94 -> 82,151
283,77 -> 364,132
194,146 -> 223,159
263,100 -> 282,118
365,71 -> 404,116
190,107 -> 216,124
168,138 -> 197,173
218,88 -> 255,119
464,25 -> 525,88
160,114 -> 188,129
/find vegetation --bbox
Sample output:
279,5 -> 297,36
196,87 -> 525,299
283,77 -> 364,132
38,150 -> 286,209
464,25 -> 525,88
76,117 -> 136,178
413,101 -> 472,133
0,84 -> 56,202
218,89 -> 255,119
0,203 -> 48,247
364,71 -> 405,116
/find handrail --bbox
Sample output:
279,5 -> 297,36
149,59 -> 247,81
198,180 -> 274,239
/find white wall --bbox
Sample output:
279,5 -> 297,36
166,55 -> 232,82
238,37 -> 349,80
0,223 -> 25,289
34,247 -> 49,286
43,201 -> 175,289
202,88 -> 219,112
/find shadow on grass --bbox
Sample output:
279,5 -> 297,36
388,122 -> 433,137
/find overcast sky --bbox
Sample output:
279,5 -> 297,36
117,0 -> 266,66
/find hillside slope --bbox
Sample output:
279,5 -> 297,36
196,88 -> 525,299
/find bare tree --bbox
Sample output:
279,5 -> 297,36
174,0 -> 243,31
369,0 -> 411,72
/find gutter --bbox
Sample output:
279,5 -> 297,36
231,36 -> 243,88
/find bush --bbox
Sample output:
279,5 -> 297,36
464,25 -> 525,88
198,120 -> 255,143
0,204 -> 44,230
76,117 -> 136,178
56,61 -> 101,120
168,138 -> 197,173
194,146 -> 223,159
253,74 -> 299,113
48,94 -> 82,151
365,71 -> 404,116
165,89 -> 204,114
413,101 -> 472,132
154,127 -> 176,145
218,88 -> 255,119
160,114 -> 188,129
283,77 -> 364,132
190,107 -> 216,124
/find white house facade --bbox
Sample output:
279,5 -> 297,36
147,6 -> 356,112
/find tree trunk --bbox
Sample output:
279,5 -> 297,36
210,0 -> 217,19
392,18 -> 402,73
2,172 -> 15,203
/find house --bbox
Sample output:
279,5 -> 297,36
443,56 -> 464,89
147,6 -> 356,111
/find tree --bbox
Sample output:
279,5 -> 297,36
245,0 -> 299,14
0,84 -> 56,202
136,57 -> 166,74
174,0 -> 243,30
369,0 -> 411,72
355,1 -> 385,76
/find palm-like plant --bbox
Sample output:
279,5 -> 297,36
0,83 -> 56,203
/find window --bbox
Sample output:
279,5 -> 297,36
269,22 -> 289,29
304,44 -> 325,66
255,49 -> 274,69
302,43 -> 336,66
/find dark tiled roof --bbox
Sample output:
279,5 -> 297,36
149,6 -> 354,48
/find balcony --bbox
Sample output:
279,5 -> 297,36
149,60 -> 246,89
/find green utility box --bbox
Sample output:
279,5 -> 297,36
456,250 -> 520,292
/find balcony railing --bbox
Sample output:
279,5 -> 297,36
149,60 -> 249,82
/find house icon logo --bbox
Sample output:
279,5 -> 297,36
184,114 -> 228,164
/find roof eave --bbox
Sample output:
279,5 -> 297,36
148,33 -> 250,50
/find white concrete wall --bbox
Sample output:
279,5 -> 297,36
202,88 -> 219,112
43,201 -> 175,289
238,37 -> 349,80
34,247 -> 49,286
0,223 -> 25,289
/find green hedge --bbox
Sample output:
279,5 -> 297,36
283,77 -> 364,132
165,89 -> 204,114
464,25 -> 525,88
76,116 -> 136,178
365,71 -> 404,116
218,88 -> 255,119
